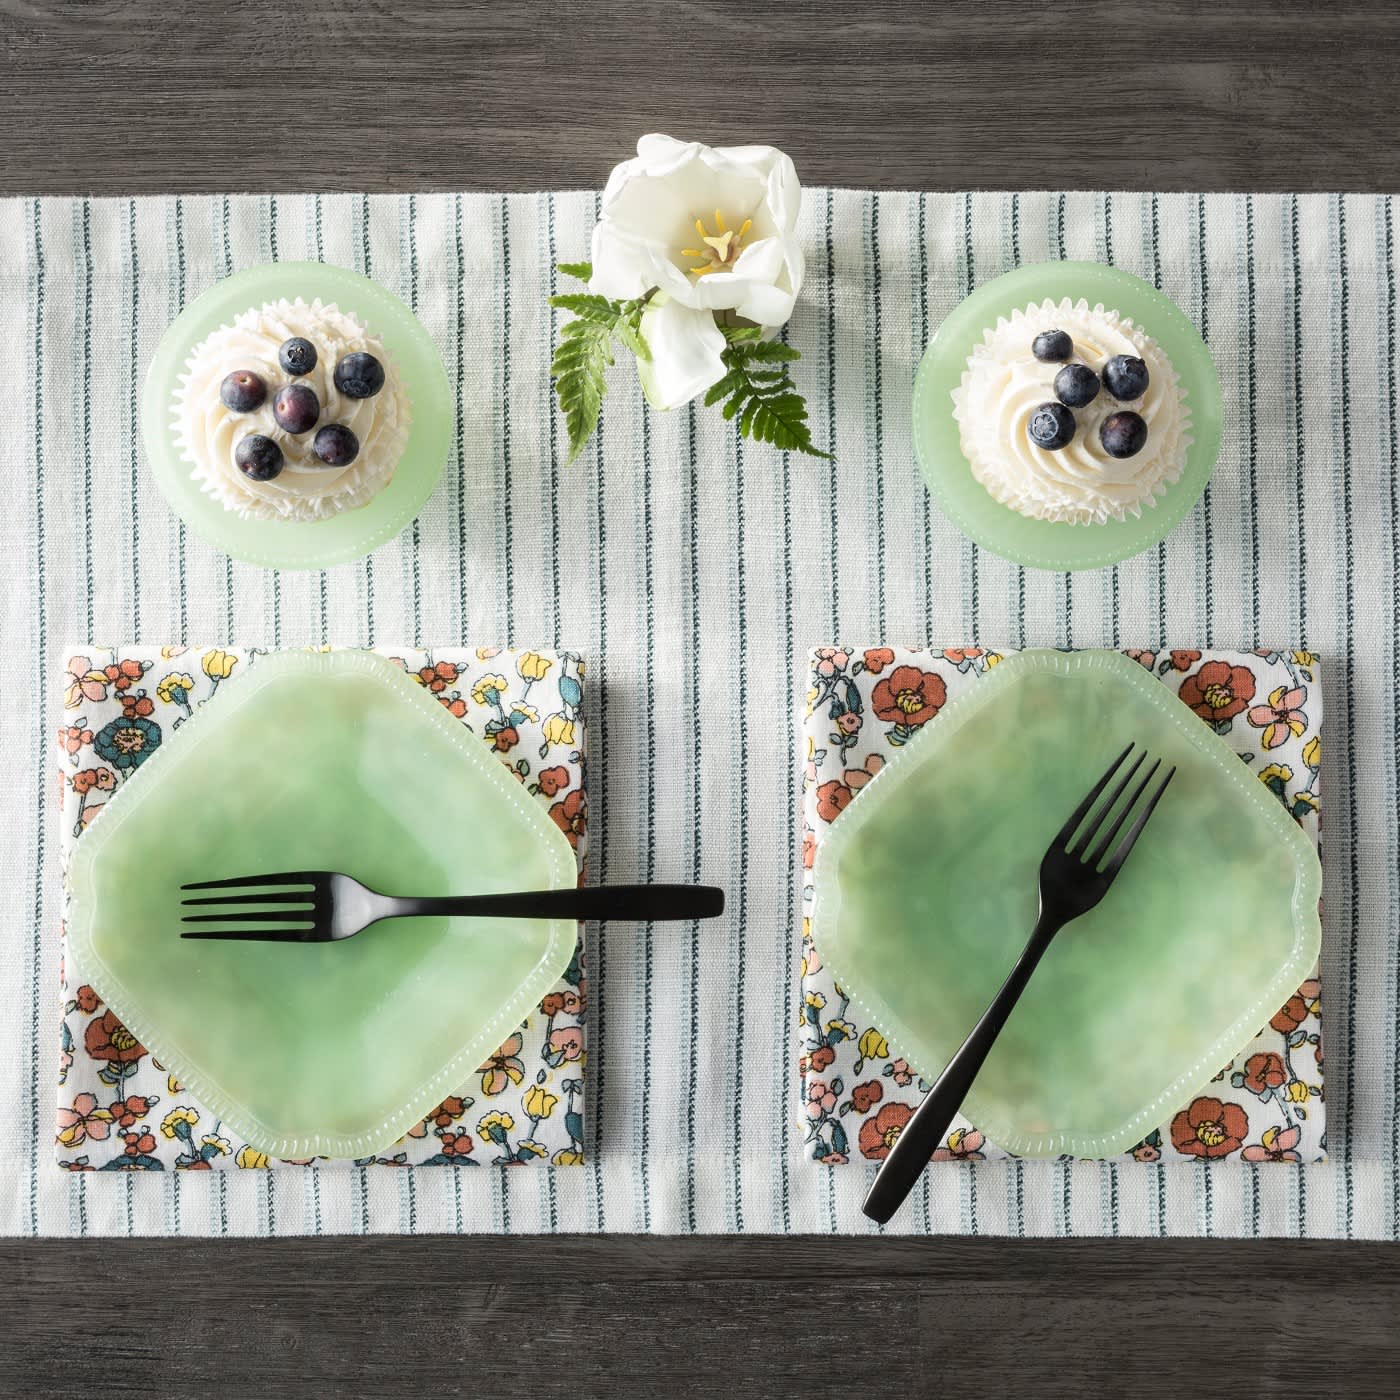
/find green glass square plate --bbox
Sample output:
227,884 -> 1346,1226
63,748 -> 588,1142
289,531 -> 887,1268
142,260 -> 451,571
809,649 -> 1321,1158
66,650 -> 578,1160
913,261 -> 1223,572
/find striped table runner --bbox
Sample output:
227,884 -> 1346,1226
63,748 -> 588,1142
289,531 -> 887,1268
1,190 -> 1396,1237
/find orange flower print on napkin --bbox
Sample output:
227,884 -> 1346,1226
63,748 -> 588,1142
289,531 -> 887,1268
1169,1096 -> 1248,1158
871,666 -> 946,746
815,780 -> 853,823
549,789 -> 586,848
858,1102 -> 914,1160
1178,659 -> 1256,724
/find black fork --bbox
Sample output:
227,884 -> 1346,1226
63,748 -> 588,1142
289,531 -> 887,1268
179,872 -> 724,942
862,742 -> 1176,1225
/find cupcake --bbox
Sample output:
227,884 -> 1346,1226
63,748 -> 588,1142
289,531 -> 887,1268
173,297 -> 411,523
951,297 -> 1191,525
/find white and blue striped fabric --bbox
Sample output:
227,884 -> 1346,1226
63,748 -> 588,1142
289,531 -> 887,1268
1,191 -> 1396,1237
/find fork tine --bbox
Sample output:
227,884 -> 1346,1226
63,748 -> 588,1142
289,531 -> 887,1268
179,929 -> 322,942
181,910 -> 318,926
1053,743 -> 1135,849
1069,750 -> 1148,858
180,872 -> 319,892
182,893 -> 317,909
1086,758 -> 1162,866
1103,766 -> 1177,877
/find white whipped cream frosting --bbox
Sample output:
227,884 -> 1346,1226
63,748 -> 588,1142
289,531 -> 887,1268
173,298 -> 411,523
951,297 -> 1191,526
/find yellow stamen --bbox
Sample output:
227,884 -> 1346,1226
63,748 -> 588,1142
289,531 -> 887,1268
701,229 -> 735,262
684,209 -> 752,277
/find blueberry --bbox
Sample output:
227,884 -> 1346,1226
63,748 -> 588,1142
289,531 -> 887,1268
235,434 -> 284,481
219,370 -> 266,414
1102,354 -> 1150,401
1032,329 -> 1073,363
1099,410 -> 1149,458
1053,362 -> 1100,408
272,383 -> 320,435
1027,401 -> 1077,450
334,351 -> 385,399
312,423 -> 360,467
278,337 -> 318,376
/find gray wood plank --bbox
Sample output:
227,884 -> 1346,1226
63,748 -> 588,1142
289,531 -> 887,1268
2,1237 -> 1398,1397
1,0 -> 1399,193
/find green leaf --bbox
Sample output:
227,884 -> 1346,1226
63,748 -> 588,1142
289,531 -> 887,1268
702,370 -> 743,407
745,340 -> 802,362
548,293 -> 622,325
715,340 -> 831,458
547,284 -> 656,460
616,316 -> 651,362
550,319 -> 613,464
556,261 -> 593,281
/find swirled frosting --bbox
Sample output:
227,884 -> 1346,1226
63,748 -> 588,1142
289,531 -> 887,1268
951,297 -> 1191,525
173,298 -> 411,523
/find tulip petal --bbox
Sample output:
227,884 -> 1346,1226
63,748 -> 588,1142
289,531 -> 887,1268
635,300 -> 727,411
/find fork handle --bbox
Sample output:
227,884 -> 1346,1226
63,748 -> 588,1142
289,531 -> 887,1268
384,883 -> 724,923
862,913 -> 1062,1225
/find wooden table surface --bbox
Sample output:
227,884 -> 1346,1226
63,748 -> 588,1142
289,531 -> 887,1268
3,1 -> 1398,1394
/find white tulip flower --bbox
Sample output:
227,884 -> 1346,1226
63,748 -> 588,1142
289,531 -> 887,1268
589,133 -> 805,410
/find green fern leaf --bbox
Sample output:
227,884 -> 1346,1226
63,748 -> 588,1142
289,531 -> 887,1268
716,339 -> 831,458
556,261 -> 593,281
548,293 -> 622,325
721,324 -> 765,345
550,319 -> 613,464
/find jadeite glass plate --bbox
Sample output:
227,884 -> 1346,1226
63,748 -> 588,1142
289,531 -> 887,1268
913,261 -> 1223,572
142,261 -> 451,570
809,649 -> 1321,1158
67,650 -> 578,1159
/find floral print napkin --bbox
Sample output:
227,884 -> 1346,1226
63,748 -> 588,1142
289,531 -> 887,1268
800,646 -> 1325,1166
54,646 -> 588,1172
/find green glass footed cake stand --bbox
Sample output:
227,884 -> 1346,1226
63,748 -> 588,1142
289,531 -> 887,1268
913,261 -> 1223,572
143,261 -> 451,571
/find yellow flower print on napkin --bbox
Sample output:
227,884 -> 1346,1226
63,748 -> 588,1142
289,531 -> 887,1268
517,651 -> 554,682
235,1145 -> 270,1169
160,1106 -> 199,1139
477,1110 -> 515,1152
156,673 -> 195,705
471,673 -> 509,706
202,649 -> 236,681
523,1084 -> 559,1120
856,1028 -> 889,1071
543,713 -> 576,747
